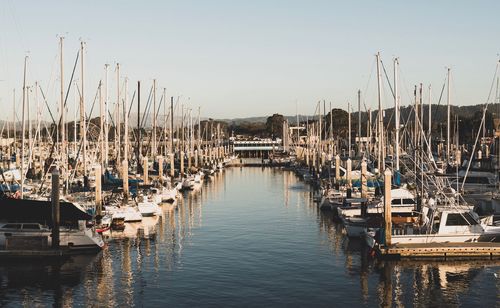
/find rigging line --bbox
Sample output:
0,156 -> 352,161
433,73 -> 448,123
361,57 -> 376,113
140,85 -> 154,128
380,59 -> 395,99
461,61 -> 499,190
127,90 -> 137,119
41,48 -> 79,184
37,84 -> 56,125
153,93 -> 165,135
62,50 -> 80,110
38,80 -> 99,194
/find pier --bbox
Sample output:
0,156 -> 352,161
376,242 -> 500,261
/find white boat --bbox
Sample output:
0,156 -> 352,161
182,177 -> 196,190
107,206 -> 143,222
337,187 -> 416,218
366,205 -> 500,245
155,187 -> 178,203
0,222 -> 104,251
137,196 -> 161,217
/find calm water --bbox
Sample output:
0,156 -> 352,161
1,168 -> 500,307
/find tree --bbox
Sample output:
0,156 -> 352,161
266,113 -> 285,139
324,108 -> 349,137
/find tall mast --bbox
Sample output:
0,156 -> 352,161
99,81 -> 104,169
170,96 -> 174,154
163,88 -> 167,156
197,106 -> 201,151
104,64 -> 109,167
124,78 -> 129,164
73,81 -> 77,154
348,101 -> 351,157
137,81 -> 141,164
357,90 -> 361,155
318,101 -> 322,156
376,52 -> 384,171
116,63 -> 121,166
152,79 -> 157,157
20,56 -> 27,198
13,89 -> 16,162
447,68 -> 451,163
394,58 -> 400,171
428,85 -> 432,159
59,37 -> 67,192
80,41 -> 87,175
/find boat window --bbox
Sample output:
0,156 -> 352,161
22,224 -> 41,230
2,224 -> 21,229
401,199 -> 415,205
391,199 -> 402,205
445,213 -> 478,226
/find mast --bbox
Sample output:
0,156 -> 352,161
447,68 -> 451,163
13,89 -> 16,165
80,41 -> 87,175
376,52 -> 384,171
197,106 -> 201,152
104,64 -> 109,167
73,81 -> 77,154
170,96 -> 174,154
348,101 -> 351,157
59,37 -> 66,191
163,88 -> 167,156
99,81 -> 104,169
116,63 -> 121,166
394,58 -> 400,171
124,78 -> 129,165
152,79 -> 157,157
357,90 -> 361,155
20,56 -> 27,198
137,81 -> 141,166
428,85 -> 432,159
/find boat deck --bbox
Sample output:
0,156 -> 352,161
376,242 -> 500,260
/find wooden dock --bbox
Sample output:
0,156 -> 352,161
376,242 -> 500,261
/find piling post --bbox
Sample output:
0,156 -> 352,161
361,159 -> 367,199
169,153 -> 175,178
384,168 -> 392,246
335,154 -> 340,182
194,150 -> 199,168
51,168 -> 60,249
122,159 -> 129,200
143,156 -> 149,184
305,149 -> 310,167
455,149 -> 461,166
95,164 -> 102,217
312,149 -> 316,170
346,158 -> 352,187
158,156 -> 164,185
187,150 -> 192,170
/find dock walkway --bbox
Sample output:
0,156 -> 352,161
376,242 -> 500,260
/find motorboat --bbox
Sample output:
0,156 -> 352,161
0,222 -> 104,251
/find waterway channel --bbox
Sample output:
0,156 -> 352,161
0,167 -> 499,307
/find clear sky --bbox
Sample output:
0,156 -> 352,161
0,0 -> 499,120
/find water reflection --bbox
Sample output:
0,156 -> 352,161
0,254 -> 101,307
1,169 -> 499,306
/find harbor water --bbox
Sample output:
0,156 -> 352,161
1,168 -> 499,307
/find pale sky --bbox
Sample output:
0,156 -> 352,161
0,0 -> 499,121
